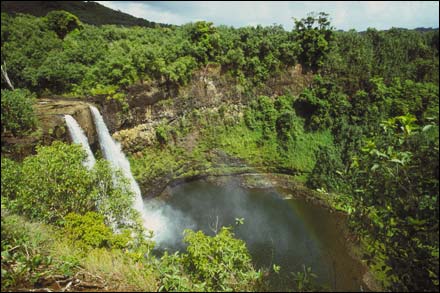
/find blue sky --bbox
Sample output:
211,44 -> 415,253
96,1 -> 439,31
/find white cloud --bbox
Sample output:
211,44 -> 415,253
125,2 -> 188,25
95,1 -> 123,12
332,2 -> 348,28
364,1 -> 390,14
95,1 -> 439,31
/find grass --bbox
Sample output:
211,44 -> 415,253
281,129 -> 333,171
50,239 -> 83,276
129,146 -> 186,182
212,121 -> 333,173
82,248 -> 159,291
128,105 -> 334,193
1,210 -> 55,290
224,131 -> 278,166
1,210 -> 160,292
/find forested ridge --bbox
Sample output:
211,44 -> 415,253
1,7 -> 439,292
1,1 -> 169,28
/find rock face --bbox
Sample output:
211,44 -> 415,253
91,82 -> 171,134
2,64 -> 313,159
99,64 -> 313,152
94,64 -> 313,133
35,98 -> 97,146
1,98 -> 98,160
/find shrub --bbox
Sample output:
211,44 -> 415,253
45,10 -> 82,39
1,141 -> 135,226
1,211 -> 53,290
307,145 -> 346,193
63,212 -> 133,249
1,89 -> 37,135
182,227 -> 262,291
155,123 -> 170,145
64,212 -> 114,249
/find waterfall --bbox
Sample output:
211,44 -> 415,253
89,106 -> 146,221
64,115 -> 96,169
89,106 -> 194,246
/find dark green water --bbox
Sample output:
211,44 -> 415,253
158,178 -> 366,291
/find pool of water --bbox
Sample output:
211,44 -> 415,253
153,178 -> 366,291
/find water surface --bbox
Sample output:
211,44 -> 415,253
156,178 -> 365,291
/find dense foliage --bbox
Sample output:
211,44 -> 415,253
1,142 -> 136,226
1,12 -> 332,95
349,116 -> 439,291
1,1 -> 167,28
1,7 -> 439,292
1,142 -> 264,292
45,10 -> 82,39
1,89 -> 36,135
158,228 -> 262,292
293,12 -> 333,70
182,227 -> 261,291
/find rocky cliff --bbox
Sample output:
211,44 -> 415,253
103,64 -> 313,152
2,98 -> 98,160
1,64 -> 312,160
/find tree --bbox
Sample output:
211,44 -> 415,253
89,40 -> 137,89
1,142 -> 136,227
45,10 -> 82,39
1,62 -> 14,90
162,56 -> 197,88
185,21 -> 220,64
274,95 -> 301,149
295,75 -> 349,131
1,14 -> 62,92
1,89 -> 36,135
247,95 -> 278,140
293,12 -> 334,71
322,30 -> 374,95
349,115 -> 439,291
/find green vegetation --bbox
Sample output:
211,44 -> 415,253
1,89 -> 36,135
1,142 -> 136,226
45,10 -> 82,39
158,228 -> 262,292
1,1 -> 167,28
349,116 -> 439,291
1,210 -> 52,289
1,12 -> 329,95
1,6 -> 439,293
63,212 -> 131,250
1,142 -> 264,292
293,12 -> 333,70
181,227 -> 261,291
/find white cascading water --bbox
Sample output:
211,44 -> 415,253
89,106 -> 168,239
64,114 -> 96,169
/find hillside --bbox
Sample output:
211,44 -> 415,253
1,1 -> 170,27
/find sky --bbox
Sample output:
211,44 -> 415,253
96,1 -> 439,31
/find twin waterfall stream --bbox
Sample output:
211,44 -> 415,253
64,114 -> 96,169
64,106 -> 161,238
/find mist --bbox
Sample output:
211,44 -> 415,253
142,177 -> 317,261
142,198 -> 196,248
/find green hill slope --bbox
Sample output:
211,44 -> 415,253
1,1 -> 170,27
